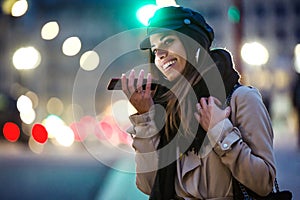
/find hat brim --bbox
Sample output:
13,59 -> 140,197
139,26 -> 182,50
140,37 -> 151,50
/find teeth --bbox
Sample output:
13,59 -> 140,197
163,60 -> 176,70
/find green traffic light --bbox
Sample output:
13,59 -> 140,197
228,6 -> 240,23
136,4 -> 158,26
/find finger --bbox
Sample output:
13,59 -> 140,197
128,69 -> 136,94
200,97 -> 208,109
136,70 -> 144,92
208,96 -> 215,106
196,103 -> 202,112
224,106 -> 231,118
145,73 -> 152,96
121,73 -> 129,96
208,96 -> 213,105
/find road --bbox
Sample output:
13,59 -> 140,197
0,129 -> 299,200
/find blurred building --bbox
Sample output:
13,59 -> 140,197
181,0 -> 299,126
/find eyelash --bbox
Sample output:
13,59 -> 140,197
152,38 -> 174,55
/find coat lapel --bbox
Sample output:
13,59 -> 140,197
180,151 -> 202,178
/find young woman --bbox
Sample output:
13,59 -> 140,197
121,6 -> 276,200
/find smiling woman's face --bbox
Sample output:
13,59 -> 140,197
150,32 -> 187,81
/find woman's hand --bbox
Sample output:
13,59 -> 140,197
121,69 -> 154,114
194,96 -> 231,132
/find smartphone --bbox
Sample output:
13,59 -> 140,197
107,78 -> 157,90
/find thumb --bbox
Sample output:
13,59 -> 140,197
224,106 -> 231,118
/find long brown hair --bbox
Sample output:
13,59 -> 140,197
149,29 -> 240,146
150,29 -> 208,141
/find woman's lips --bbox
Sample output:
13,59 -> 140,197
162,59 -> 177,70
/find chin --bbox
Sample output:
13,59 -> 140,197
166,75 -> 179,82
166,72 -> 181,82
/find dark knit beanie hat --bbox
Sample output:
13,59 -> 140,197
140,6 -> 214,50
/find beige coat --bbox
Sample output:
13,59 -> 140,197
127,85 -> 276,200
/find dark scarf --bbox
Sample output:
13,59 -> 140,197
149,49 -> 240,200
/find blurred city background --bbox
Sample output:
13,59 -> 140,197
0,0 -> 300,199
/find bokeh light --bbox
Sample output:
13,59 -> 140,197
46,97 -> 64,116
70,122 -> 88,142
69,115 -> 99,142
65,103 -> 84,124
43,114 -> 65,139
54,125 -> 74,147
228,5 -> 240,23
2,0 -> 16,15
17,95 -> 32,112
62,36 -> 81,56
136,4 -> 158,26
25,91 -> 39,109
42,114 -> 75,147
80,50 -> 100,71
41,21 -> 60,40
13,46 -> 41,70
20,108 -> 36,124
11,0 -> 28,17
32,123 -> 48,144
17,95 -> 36,124
78,115 -> 100,139
97,116 -> 132,146
111,99 -> 136,126
241,42 -> 269,66
3,122 -> 20,142
28,136 -> 44,154
98,120 -> 113,140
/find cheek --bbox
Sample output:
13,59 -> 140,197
154,58 -> 162,70
177,52 -> 187,67
178,60 -> 187,73
180,50 -> 187,69
179,48 -> 187,61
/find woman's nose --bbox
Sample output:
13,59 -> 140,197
156,49 -> 167,59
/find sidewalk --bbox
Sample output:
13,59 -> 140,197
273,127 -> 300,199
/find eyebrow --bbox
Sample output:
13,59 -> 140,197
150,33 -> 171,48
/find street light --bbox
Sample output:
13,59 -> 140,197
241,42 -> 269,66
241,42 -> 270,88
62,36 -> 81,56
12,46 -> 41,70
135,1 -> 179,26
241,41 -> 272,112
136,4 -> 158,26
11,0 -> 28,17
41,21 -> 60,40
